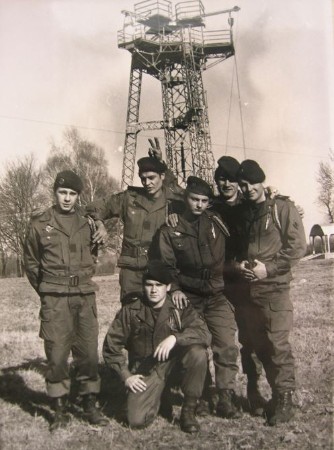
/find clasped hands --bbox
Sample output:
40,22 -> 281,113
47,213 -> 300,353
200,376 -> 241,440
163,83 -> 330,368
238,259 -> 267,282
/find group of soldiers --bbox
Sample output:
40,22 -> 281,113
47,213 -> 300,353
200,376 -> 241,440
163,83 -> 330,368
24,139 -> 307,433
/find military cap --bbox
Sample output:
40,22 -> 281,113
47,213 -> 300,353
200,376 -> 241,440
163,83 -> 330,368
237,160 -> 266,184
186,176 -> 213,198
54,170 -> 83,194
143,260 -> 173,285
214,156 -> 240,182
137,157 -> 167,175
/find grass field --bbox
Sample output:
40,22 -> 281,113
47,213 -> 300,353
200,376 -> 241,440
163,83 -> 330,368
0,259 -> 333,449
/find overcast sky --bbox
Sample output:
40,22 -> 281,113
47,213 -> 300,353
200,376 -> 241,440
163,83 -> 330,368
0,0 -> 333,233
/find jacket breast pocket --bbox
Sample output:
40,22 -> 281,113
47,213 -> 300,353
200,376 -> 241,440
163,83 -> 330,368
124,207 -> 144,240
40,231 -> 59,248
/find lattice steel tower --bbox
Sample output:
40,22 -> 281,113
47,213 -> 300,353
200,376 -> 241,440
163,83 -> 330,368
118,0 -> 239,188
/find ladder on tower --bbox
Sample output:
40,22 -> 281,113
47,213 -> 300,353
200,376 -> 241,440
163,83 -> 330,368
118,0 -> 239,188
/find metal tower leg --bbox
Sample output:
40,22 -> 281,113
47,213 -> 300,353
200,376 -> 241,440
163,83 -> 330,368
121,63 -> 142,189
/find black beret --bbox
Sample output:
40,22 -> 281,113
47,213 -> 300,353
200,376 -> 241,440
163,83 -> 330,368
143,260 -> 173,285
54,170 -> 83,194
237,160 -> 266,184
186,176 -> 213,198
137,157 -> 167,175
214,156 -> 240,182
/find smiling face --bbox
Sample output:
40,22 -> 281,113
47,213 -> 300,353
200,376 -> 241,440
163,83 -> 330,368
144,279 -> 170,308
216,176 -> 239,201
140,171 -> 165,198
55,187 -> 79,213
185,192 -> 210,216
238,179 -> 265,204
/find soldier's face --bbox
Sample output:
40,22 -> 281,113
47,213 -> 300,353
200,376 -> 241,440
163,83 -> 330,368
239,180 -> 265,204
140,171 -> 165,198
216,176 -> 239,200
185,192 -> 210,215
55,187 -> 79,213
144,279 -> 170,308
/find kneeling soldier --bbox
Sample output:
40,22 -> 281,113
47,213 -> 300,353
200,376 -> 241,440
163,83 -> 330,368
103,260 -> 211,433
24,170 -> 108,431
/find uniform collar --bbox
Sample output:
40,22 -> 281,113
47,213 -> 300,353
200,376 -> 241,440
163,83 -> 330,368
134,294 -> 176,329
39,206 -> 87,236
130,187 -> 168,213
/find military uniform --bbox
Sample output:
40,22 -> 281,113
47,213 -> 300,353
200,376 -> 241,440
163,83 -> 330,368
234,196 -> 307,394
103,294 -> 210,428
212,194 -> 263,387
158,210 -> 239,392
87,182 -> 183,301
24,206 -> 100,398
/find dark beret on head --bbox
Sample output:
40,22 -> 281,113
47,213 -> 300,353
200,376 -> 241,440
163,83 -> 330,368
137,157 -> 167,175
237,160 -> 266,184
54,170 -> 83,194
143,260 -> 173,285
186,176 -> 213,198
214,156 -> 240,182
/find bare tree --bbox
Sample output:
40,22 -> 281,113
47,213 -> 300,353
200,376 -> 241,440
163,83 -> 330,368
44,128 -> 120,252
316,152 -> 334,223
0,155 -> 48,276
44,127 -> 119,205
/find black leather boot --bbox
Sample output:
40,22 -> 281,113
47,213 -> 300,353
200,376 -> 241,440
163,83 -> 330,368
50,396 -> 71,432
247,381 -> 266,417
216,389 -> 241,419
82,394 -> 109,426
267,391 -> 295,426
180,396 -> 200,433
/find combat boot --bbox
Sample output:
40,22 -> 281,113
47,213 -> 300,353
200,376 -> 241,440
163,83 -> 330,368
82,394 -> 109,426
247,382 -> 266,417
180,397 -> 200,433
216,389 -> 241,419
50,396 -> 71,432
267,391 -> 295,426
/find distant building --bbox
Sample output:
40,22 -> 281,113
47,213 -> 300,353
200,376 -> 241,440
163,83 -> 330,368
309,224 -> 334,258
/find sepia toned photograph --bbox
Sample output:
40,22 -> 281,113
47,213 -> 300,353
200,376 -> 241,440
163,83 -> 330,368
0,0 -> 333,448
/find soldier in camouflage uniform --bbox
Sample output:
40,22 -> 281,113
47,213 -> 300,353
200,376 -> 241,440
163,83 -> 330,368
24,170 -> 108,431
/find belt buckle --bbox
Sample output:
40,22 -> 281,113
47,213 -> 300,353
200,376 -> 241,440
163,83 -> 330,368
69,275 -> 79,287
139,247 -> 148,257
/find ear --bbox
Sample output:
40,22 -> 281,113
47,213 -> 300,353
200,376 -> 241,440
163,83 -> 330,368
160,172 -> 166,181
166,283 -> 171,292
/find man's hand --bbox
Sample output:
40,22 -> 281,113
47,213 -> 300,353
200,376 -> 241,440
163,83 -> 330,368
125,374 -> 147,393
92,220 -> 108,244
266,185 -> 279,199
252,259 -> 268,280
153,335 -> 177,362
166,213 -> 179,228
172,290 -> 189,309
148,137 -> 163,161
238,260 -> 257,281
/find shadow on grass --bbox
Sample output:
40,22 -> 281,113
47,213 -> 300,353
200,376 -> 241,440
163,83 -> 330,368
0,359 -> 200,427
0,358 -> 53,423
0,358 -> 128,425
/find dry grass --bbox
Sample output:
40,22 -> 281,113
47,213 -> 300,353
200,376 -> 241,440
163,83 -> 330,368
0,260 -> 333,449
